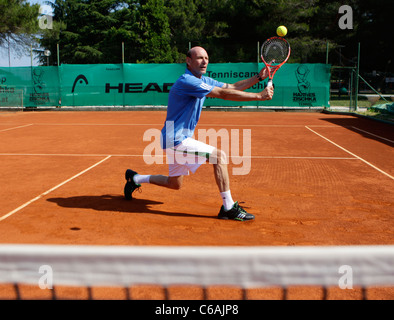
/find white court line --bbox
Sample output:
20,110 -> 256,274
0,153 -> 356,160
34,123 -> 163,126
0,156 -> 111,222
351,126 -> 394,144
0,124 -> 33,133
305,126 -> 394,180
32,123 -> 338,128
246,156 -> 357,160
0,153 -> 127,157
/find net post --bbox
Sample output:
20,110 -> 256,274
241,288 -> 247,300
362,287 -> 367,300
202,287 -> 208,300
8,33 -> 11,67
122,42 -> 125,64
349,68 -> 354,111
282,287 -> 288,300
355,42 -> 361,111
164,286 -> 170,300
21,89 -> 24,111
87,286 -> 93,300
57,43 -> 60,66
322,286 -> 328,300
326,41 -> 329,64
13,283 -> 21,300
124,287 -> 131,300
122,60 -> 125,107
51,286 -> 57,300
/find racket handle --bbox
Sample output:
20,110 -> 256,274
267,79 -> 273,87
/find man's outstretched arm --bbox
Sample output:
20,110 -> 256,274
223,66 -> 270,91
207,85 -> 274,101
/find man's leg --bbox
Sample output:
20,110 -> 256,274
210,148 -> 230,193
149,175 -> 183,190
210,149 -> 234,210
210,148 -> 255,221
125,170 -> 183,200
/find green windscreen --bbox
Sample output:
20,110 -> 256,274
0,63 -> 330,108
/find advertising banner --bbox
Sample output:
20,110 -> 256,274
0,63 -> 330,108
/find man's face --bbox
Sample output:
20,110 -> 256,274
187,47 -> 209,78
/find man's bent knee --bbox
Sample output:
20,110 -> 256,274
210,149 -> 228,165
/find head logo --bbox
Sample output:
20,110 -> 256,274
72,75 -> 88,93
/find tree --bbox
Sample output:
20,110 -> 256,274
164,0 -> 206,62
307,0 -> 393,73
36,0 -> 392,74
137,0 -> 174,63
191,0 -> 321,63
41,0 -> 132,64
0,0 -> 40,59
354,0 -> 393,73
41,0 -> 175,64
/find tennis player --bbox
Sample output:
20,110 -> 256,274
124,46 -> 274,221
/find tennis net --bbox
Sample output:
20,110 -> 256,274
0,244 -> 393,300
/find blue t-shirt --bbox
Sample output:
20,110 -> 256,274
161,69 -> 224,149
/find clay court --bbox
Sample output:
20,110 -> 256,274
0,110 -> 393,300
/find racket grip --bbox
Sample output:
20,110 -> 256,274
267,79 -> 273,87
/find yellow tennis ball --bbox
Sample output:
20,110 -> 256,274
277,26 -> 287,37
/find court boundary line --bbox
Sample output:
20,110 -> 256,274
0,156 -> 111,222
305,126 -> 394,180
351,126 -> 394,144
30,123 -> 340,128
0,153 -> 357,160
0,124 -> 33,133
3,123 -> 392,144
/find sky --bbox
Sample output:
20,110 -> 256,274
0,0 -> 54,67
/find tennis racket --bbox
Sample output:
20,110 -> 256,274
260,37 -> 291,88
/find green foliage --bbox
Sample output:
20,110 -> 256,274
137,0 -> 174,63
354,0 -> 393,72
0,0 -> 40,56
32,0 -> 392,73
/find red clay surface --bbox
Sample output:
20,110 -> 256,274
0,110 -> 393,300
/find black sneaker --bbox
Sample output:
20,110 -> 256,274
217,202 -> 255,221
124,169 -> 141,200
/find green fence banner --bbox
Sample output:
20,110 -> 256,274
0,66 -> 60,108
0,63 -> 330,108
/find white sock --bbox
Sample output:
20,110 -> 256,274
133,174 -> 151,184
220,190 -> 235,211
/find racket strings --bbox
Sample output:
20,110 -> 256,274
261,39 -> 289,64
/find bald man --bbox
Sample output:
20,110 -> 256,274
125,46 -> 274,221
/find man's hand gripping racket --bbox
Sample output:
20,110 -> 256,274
261,36 -> 291,88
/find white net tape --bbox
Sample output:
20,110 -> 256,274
0,245 -> 393,288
